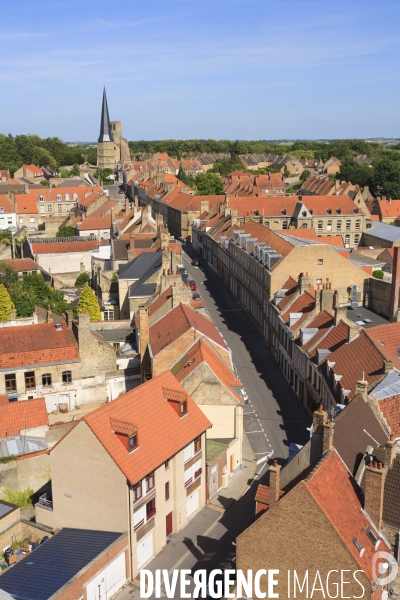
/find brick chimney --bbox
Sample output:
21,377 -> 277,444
355,375 -> 368,401
65,310 -> 73,329
384,436 -> 397,468
321,283 -> 334,313
364,459 -> 385,530
322,420 -> 334,453
125,197 -> 130,214
298,272 -> 312,294
268,460 -> 281,508
127,235 -> 135,262
46,305 -> 52,323
138,308 -> 149,360
390,246 -> 400,321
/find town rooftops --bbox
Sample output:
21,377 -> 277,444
0,321 -> 79,369
376,199 -> 400,218
2,258 -> 41,272
150,303 -> 227,356
0,398 -> 48,437
366,321 -> 400,370
30,237 -> 100,255
83,371 -> 211,484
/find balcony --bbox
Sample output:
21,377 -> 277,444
36,491 -> 53,511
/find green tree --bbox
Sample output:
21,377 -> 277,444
372,270 -> 384,279
75,272 -> 90,287
59,170 -> 70,178
177,162 -> 189,185
76,286 -> 101,321
56,226 -> 76,238
370,158 -> 400,199
300,170 -> 310,182
0,284 -> 13,321
194,173 -> 224,196
70,164 -> 80,177
0,261 -> 18,288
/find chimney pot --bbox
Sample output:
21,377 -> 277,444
318,403 -> 323,413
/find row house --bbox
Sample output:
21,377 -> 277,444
0,194 -> 17,229
223,171 -> 286,196
35,371 -> 211,578
0,312 -> 117,412
166,193 -> 223,241
14,164 -> 44,183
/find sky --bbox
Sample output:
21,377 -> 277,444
2,0 -> 400,141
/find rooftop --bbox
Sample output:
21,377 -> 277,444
0,398 -> 48,438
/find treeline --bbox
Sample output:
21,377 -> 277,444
0,134 -> 97,176
128,138 -> 398,161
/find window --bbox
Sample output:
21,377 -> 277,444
104,310 -> 114,321
352,537 -> 364,555
129,432 -> 138,450
146,498 -> 156,519
42,373 -> 52,386
355,219 -> 361,231
316,278 -> 322,284
344,235 -> 350,248
58,204 -> 62,213
327,220 -> 332,231
165,481 -> 170,501
282,221 -> 288,229
146,472 -> 155,492
180,400 -> 187,416
326,208 -> 332,214
194,436 -> 201,454
301,223 -> 307,228
0,207 -> 3,213
354,234 -> 360,246
345,220 -> 351,231
317,259 -> 323,265
66,203 -> 70,212
62,370 -> 72,383
40,205 -> 45,214
165,459 -> 170,470
38,195 -> 44,202
336,220 -> 342,231
5,373 -> 17,392
48,205 -> 52,213
24,371 -> 36,390
133,482 -> 142,502
366,527 -> 379,547
317,221 -> 323,232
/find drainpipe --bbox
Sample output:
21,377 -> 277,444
127,483 -> 134,581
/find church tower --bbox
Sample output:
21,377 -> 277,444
97,88 -> 118,170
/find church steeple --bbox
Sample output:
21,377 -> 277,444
98,87 -> 114,143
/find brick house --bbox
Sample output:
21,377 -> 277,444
35,371 -> 211,578
237,445 -> 391,599
0,312 -> 117,411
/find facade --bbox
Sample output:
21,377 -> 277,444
0,194 -> 16,230
35,372 -> 211,578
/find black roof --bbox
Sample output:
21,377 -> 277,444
119,251 -> 161,281
0,528 -> 124,600
98,87 -> 114,144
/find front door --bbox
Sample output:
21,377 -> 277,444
166,512 -> 173,537
230,454 -> 234,473
209,465 -> 218,498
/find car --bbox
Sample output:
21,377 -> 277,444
118,189 -> 125,194
192,291 -> 202,301
191,259 -> 200,266
188,280 -> 197,291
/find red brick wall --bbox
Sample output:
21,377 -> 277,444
54,535 -> 129,600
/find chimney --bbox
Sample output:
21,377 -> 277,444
268,460 -> 281,507
384,436 -> 397,468
125,196 -> 130,214
46,305 -> 52,323
127,235 -> 135,262
321,285 -> 334,313
142,205 -> 149,227
298,272 -> 312,294
355,375 -> 369,401
77,310 -> 90,329
65,310 -> 73,329
364,459 -> 385,530
138,308 -> 149,360
24,183 -> 28,194
322,420 -> 334,453
348,321 -> 361,342
390,246 -> 400,321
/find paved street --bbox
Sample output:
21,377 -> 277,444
116,247 -> 312,599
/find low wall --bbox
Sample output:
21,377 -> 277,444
0,453 -> 50,496
368,277 -> 392,318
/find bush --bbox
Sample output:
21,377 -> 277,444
3,487 -> 34,507
372,270 -> 384,279
75,272 -> 90,287
56,226 -> 76,238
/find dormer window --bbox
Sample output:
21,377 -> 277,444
163,386 -> 188,417
336,208 -> 341,214
281,208 -> 286,215
180,400 -> 187,416
56,194 -> 62,201
309,209 -> 313,215
38,196 -> 44,202
110,418 -> 138,452
129,431 -> 138,449
327,208 -> 332,214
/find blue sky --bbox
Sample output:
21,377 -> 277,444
2,0 -> 400,141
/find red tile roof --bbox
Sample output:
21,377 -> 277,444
31,240 -> 100,254
373,394 -> 400,438
0,322 -> 79,368
0,398 -> 48,437
226,196 -> 299,217
173,339 -> 242,401
0,195 -> 14,213
301,195 -> 364,215
282,291 -> 315,327
150,303 -> 226,356
3,258 -> 40,272
302,311 -> 334,352
78,215 -> 111,231
83,371 -> 211,484
148,286 -> 173,317
306,449 -> 389,580
309,320 -> 349,360
365,322 -> 400,370
168,193 -> 223,212
276,276 -> 298,310
15,194 -> 38,214
377,199 -> 400,218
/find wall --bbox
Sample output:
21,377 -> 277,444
35,251 -> 94,275
36,421 -> 128,532
0,453 -> 51,495
368,277 -> 392,318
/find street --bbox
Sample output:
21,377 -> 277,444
116,247 -> 311,599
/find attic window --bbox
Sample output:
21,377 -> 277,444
327,208 -> 332,214
281,209 -> 286,215
180,400 -> 187,416
0,207 -> 4,213
336,208 -> 341,214
309,209 -> 313,215
352,537 -> 364,555
302,211 -> 307,217
110,418 -> 138,452
163,386 -> 188,417
366,527 -> 379,547
354,207 -> 359,213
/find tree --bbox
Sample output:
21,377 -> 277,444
194,173 -> 224,196
76,286 -> 101,321
372,270 -> 384,279
300,170 -> 310,182
70,164 -> 80,177
0,284 -> 13,321
75,272 -> 90,287
0,261 -> 18,288
40,179 -> 49,187
56,226 -> 76,238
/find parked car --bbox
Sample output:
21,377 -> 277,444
191,259 -> 200,266
192,291 -> 202,301
188,280 -> 197,291
118,189 -> 125,194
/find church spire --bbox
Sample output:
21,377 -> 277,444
98,87 -> 114,143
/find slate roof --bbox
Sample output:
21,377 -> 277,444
118,252 -> 161,281
0,398 -> 48,437
150,303 -> 226,356
364,221 -> 400,244
0,322 -> 79,369
83,371 -> 211,484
